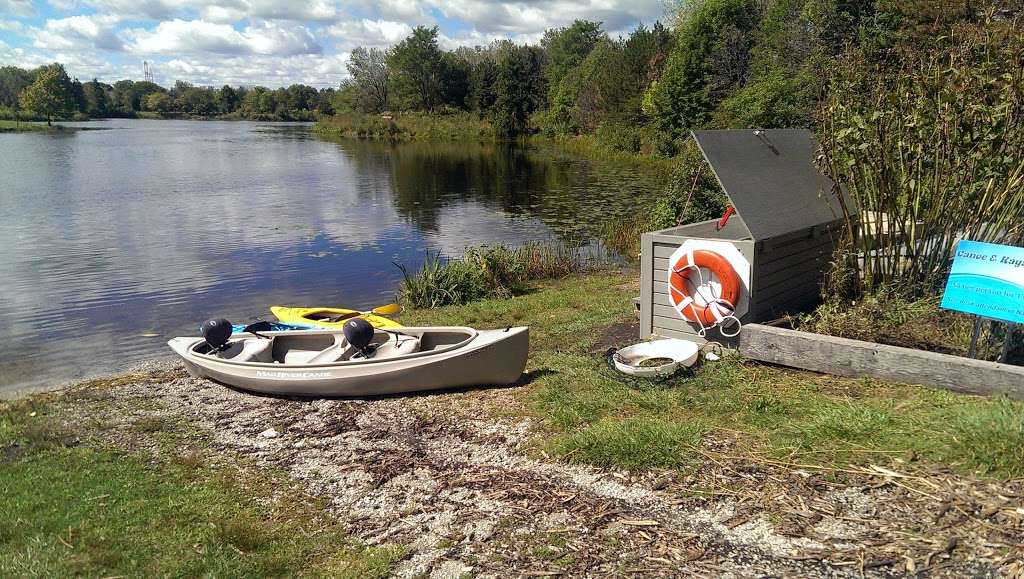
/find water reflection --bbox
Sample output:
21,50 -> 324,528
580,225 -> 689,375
0,120 -> 666,395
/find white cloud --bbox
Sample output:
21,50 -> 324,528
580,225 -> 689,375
326,19 -> 412,49
84,0 -> 339,22
160,52 -> 348,87
0,39 -> 51,70
0,19 -> 26,33
125,19 -> 321,56
0,0 -> 34,17
31,14 -> 124,51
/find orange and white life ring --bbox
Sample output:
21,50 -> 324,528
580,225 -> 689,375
668,249 -> 742,327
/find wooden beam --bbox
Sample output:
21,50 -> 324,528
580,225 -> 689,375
739,323 -> 1024,399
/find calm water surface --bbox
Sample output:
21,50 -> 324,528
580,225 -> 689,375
0,119 -> 666,395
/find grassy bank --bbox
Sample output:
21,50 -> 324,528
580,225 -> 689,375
397,242 -> 602,308
0,120 -> 77,133
3,272 -> 1023,575
314,111 -> 494,141
0,382 -> 403,577
399,274 -> 1024,477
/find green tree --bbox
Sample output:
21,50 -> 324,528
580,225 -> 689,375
143,91 -> 172,112
468,53 -> 498,115
540,20 -> 605,134
347,46 -> 390,113
646,0 -> 758,144
69,78 -> 87,115
178,86 -> 216,115
387,26 -> 445,111
82,78 -> 109,117
241,86 -> 275,117
18,63 -> 74,125
215,85 -> 240,113
440,51 -> 471,109
284,84 -> 318,114
493,44 -> 544,139
0,66 -> 33,109
541,20 -> 604,102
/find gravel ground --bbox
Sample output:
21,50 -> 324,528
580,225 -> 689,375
42,359 -> 1024,578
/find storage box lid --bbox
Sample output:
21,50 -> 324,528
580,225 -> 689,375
691,129 -> 851,241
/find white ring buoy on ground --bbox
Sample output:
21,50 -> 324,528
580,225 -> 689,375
613,339 -> 700,377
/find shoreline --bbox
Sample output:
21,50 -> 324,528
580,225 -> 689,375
3,273 -> 1022,576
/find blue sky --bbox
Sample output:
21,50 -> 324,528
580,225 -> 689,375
0,0 -> 667,88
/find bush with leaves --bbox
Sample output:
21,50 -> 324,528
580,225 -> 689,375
820,15 -> 1024,297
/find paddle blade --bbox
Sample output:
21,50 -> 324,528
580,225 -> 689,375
372,303 -> 401,316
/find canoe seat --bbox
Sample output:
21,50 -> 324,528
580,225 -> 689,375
216,339 -> 274,363
365,337 -> 421,360
304,342 -> 357,364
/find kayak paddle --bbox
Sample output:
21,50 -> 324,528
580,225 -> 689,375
327,303 -> 402,323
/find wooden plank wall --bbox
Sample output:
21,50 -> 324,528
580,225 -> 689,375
642,219 -> 846,344
740,324 -> 1024,399
641,228 -> 754,344
750,221 -> 845,320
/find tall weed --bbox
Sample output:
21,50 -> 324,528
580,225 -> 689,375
397,242 -> 597,308
819,16 -> 1024,297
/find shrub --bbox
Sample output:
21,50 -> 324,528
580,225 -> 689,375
397,242 -> 596,308
819,17 -> 1024,297
649,139 -> 728,230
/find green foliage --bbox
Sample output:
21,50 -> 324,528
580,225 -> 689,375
314,111 -> 493,141
648,140 -> 728,230
18,63 -> 74,125
712,68 -> 816,128
82,78 -> 109,117
347,46 -> 390,113
820,17 -> 1024,296
0,65 -> 33,109
493,44 -> 544,139
397,242 -> 596,308
541,20 -> 605,101
388,26 -> 446,111
647,0 -> 759,142
397,252 -> 490,308
214,85 -> 239,114
1,63 -> 331,121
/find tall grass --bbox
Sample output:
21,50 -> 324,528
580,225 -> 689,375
819,16 -> 1024,297
314,111 -> 494,141
397,242 -> 599,308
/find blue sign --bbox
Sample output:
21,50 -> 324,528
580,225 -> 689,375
941,240 -> 1024,324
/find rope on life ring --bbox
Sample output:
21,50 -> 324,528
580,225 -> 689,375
668,248 -> 742,338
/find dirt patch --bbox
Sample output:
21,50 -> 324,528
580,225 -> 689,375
43,358 -> 1022,578
591,318 -> 641,353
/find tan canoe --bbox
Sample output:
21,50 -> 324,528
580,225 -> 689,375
167,326 -> 528,397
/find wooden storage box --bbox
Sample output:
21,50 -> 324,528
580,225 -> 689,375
640,129 -> 850,344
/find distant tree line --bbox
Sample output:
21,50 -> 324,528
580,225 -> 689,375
334,0 -> 1003,151
0,64 -> 336,122
2,0 -> 1010,145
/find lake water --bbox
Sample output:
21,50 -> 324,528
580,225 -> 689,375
0,119 -> 667,396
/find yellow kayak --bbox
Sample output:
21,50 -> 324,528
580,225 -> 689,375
270,306 -> 403,330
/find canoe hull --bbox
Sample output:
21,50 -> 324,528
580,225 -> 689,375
168,326 -> 528,397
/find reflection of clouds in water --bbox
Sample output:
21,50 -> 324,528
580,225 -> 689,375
419,202 -> 554,257
0,121 -> 665,393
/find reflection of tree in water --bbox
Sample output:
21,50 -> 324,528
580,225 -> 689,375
328,138 -> 669,243
386,141 -> 547,231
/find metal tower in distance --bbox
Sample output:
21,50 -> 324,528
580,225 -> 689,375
143,61 -> 154,83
